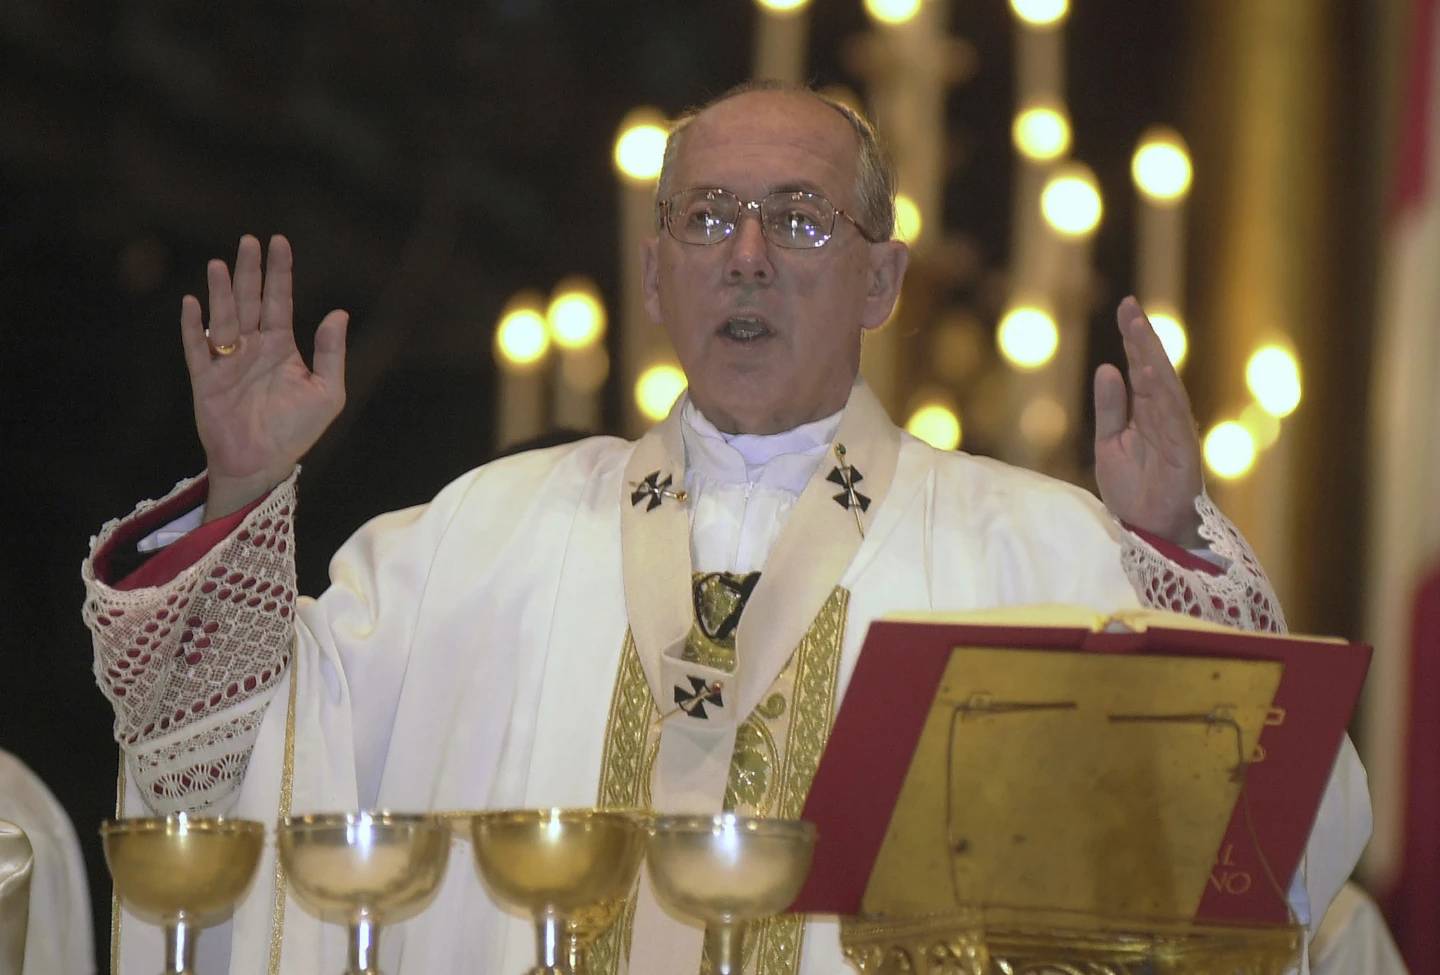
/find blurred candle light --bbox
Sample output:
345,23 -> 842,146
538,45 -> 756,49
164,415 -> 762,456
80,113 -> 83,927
906,402 -> 962,450
494,293 -> 549,449
1145,309 -> 1189,370
546,278 -> 606,350
894,193 -> 923,244
997,306 -> 1059,370
495,301 -> 549,368
1246,345 -> 1303,417
635,363 -> 688,422
864,0 -> 922,26
1204,420 -> 1258,480
1013,104 -> 1071,162
1132,128 -> 1194,204
547,277 -> 607,429
1133,129 -> 1191,343
613,111 -> 668,185
1040,164 -> 1102,238
616,107 -> 668,434
755,0 -> 809,12
1010,0 -> 1069,27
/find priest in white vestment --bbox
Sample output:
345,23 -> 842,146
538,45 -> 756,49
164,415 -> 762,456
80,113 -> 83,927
82,83 -> 1371,974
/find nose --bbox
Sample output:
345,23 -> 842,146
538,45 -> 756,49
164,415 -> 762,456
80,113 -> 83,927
724,208 -> 774,285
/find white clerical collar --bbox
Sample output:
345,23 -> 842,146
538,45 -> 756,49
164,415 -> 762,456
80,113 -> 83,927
681,397 -> 842,493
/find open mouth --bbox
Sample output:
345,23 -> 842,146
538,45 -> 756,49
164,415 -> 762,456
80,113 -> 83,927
719,315 -> 773,342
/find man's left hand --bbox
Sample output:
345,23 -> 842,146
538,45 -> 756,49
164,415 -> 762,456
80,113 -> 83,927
1093,297 -> 1205,548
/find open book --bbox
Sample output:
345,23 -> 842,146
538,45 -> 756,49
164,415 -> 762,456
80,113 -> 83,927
792,606 -> 1370,926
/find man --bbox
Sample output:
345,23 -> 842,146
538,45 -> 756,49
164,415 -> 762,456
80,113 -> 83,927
83,83 -> 1368,973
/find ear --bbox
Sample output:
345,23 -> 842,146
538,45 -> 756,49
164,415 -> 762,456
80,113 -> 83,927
859,240 -> 909,331
641,236 -> 664,326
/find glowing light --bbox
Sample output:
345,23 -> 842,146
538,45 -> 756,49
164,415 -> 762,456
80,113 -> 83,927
894,193 -> 923,243
1013,105 -> 1071,162
1146,310 -> 1189,369
1240,403 -> 1282,450
1010,0 -> 1068,27
864,0 -> 922,26
1040,164 -> 1102,238
1245,345 -> 1302,417
495,300 -> 549,369
1020,396 -> 1068,448
906,403 -> 962,450
997,306 -> 1059,370
546,279 -> 606,350
1204,421 -> 1257,480
613,111 -> 668,184
1132,128 -> 1193,203
635,363 -> 687,421
755,0 -> 810,11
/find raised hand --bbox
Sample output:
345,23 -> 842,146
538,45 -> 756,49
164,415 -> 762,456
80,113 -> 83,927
180,234 -> 349,521
1093,297 -> 1205,547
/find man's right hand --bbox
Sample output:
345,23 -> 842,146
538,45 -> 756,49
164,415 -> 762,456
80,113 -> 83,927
181,234 -> 349,522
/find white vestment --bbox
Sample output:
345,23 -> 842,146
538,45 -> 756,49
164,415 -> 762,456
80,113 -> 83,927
88,384 -> 1369,974
0,749 -> 96,975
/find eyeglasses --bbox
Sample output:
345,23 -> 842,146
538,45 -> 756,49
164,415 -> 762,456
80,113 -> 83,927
658,187 -> 883,249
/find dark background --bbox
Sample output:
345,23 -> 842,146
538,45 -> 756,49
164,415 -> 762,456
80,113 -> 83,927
0,0 -> 1381,958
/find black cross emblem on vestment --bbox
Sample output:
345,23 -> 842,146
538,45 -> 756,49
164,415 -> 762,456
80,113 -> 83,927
827,442 -> 871,513
630,471 -> 686,511
826,464 -> 871,512
673,675 -> 725,720
828,442 -> 869,538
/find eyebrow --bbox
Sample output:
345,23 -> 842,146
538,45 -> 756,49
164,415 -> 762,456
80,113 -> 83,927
766,181 -> 827,196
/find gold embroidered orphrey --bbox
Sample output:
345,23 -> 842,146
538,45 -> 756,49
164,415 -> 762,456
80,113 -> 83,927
592,572 -> 850,975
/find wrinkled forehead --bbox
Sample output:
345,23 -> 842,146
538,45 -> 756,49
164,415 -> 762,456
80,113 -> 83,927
669,91 -> 861,203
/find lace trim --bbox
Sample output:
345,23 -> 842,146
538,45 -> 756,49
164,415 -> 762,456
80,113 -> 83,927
127,696 -> 278,813
82,470 -> 301,811
1120,492 -> 1287,634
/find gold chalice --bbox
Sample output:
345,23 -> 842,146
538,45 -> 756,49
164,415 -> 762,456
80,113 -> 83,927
276,812 -> 450,975
101,814 -> 264,975
646,814 -> 817,975
469,808 -> 647,975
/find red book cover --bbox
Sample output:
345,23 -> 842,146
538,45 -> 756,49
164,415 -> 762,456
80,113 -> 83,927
793,615 -> 1371,924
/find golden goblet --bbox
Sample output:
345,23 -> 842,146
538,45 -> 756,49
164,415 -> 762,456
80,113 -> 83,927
101,814 -> 264,975
469,808 -> 647,975
646,813 -> 817,975
276,811 -> 450,975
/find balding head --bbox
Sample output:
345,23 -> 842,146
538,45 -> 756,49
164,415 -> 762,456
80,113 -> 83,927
656,81 -> 897,241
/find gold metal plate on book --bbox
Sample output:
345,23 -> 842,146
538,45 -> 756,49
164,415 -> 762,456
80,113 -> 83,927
861,648 -> 1283,922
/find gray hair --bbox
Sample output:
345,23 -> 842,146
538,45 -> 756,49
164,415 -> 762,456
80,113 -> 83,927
654,80 -> 897,241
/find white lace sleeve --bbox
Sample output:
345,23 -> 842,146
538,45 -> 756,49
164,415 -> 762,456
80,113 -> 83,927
81,470 -> 300,814
1120,492 -> 1287,634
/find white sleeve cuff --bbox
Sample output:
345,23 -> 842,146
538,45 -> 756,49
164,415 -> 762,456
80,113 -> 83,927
135,505 -> 204,552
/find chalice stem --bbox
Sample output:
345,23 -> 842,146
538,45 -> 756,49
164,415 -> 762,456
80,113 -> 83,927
347,918 -> 381,975
704,921 -> 746,975
533,914 -> 571,973
163,919 -> 195,975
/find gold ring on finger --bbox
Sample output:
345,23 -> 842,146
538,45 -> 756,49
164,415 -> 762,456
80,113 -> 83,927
205,333 -> 240,357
